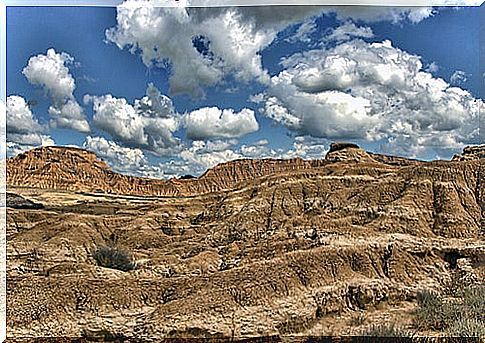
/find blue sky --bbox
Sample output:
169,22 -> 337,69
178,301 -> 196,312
5,3 -> 483,178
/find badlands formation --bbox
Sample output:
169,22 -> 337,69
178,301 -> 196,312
5,143 -> 484,340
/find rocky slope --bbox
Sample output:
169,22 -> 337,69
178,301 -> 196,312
6,143 -> 424,197
6,146 -> 328,196
6,144 -> 485,340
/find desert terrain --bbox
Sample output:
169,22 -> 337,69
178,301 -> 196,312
5,143 -> 485,340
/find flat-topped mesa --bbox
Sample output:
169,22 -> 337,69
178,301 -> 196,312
452,145 -> 485,161
328,142 -> 361,153
325,142 -> 377,163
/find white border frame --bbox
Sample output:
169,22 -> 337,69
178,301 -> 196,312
1,1 -> 482,341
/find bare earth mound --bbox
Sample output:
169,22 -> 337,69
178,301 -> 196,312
6,144 -> 485,340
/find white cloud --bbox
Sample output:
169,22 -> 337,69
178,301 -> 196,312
6,134 -> 55,148
240,139 -> 270,158
286,20 -> 317,43
240,136 -> 328,160
184,107 -> 259,140
48,99 -> 91,133
442,0 -> 483,5
6,142 -> 35,157
260,39 -> 481,158
6,95 -> 43,135
278,136 -> 329,160
106,2 -> 442,98
323,21 -> 374,43
179,140 -> 242,174
22,49 -> 75,103
6,95 -> 55,156
83,135 -> 146,171
22,48 -> 90,133
6,136 -> 56,157
142,139 -> 243,178
86,83 -> 259,170
106,1 -> 284,97
145,135 -> 325,178
249,93 -> 265,104
83,135 -> 179,178
333,6 -> 435,24
85,83 -> 182,155
450,70 -> 469,86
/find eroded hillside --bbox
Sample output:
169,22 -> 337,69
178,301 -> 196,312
6,144 -> 484,340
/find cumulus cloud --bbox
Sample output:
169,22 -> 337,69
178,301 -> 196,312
442,0 -> 483,5
22,48 -> 90,132
425,62 -> 439,73
6,95 -> 55,156
259,39 -> 481,158
84,135 -> 182,178
145,139 -> 242,177
87,83 -> 258,153
84,136 -> 144,167
185,107 -> 259,140
107,1 -> 439,98
22,49 -> 75,102
279,136 -> 329,159
241,136 -> 328,160
179,139 -> 242,174
6,95 -> 43,135
81,134 -> 326,179
240,139 -> 270,158
106,1 -> 283,97
85,83 -> 182,155
48,99 -> 90,133
151,135 -> 328,177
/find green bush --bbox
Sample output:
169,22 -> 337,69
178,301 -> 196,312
92,245 -> 136,272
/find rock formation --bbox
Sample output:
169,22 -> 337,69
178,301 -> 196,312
7,146 -> 329,196
452,145 -> 485,161
5,144 -> 484,340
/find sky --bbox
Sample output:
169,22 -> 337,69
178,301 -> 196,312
5,1 -> 484,178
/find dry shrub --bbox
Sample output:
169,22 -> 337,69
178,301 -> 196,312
92,245 -> 136,272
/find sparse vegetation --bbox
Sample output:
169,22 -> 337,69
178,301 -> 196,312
414,290 -> 455,330
349,311 -> 367,326
92,244 -> 136,272
447,318 -> 485,337
413,284 -> 485,337
361,322 -> 412,337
